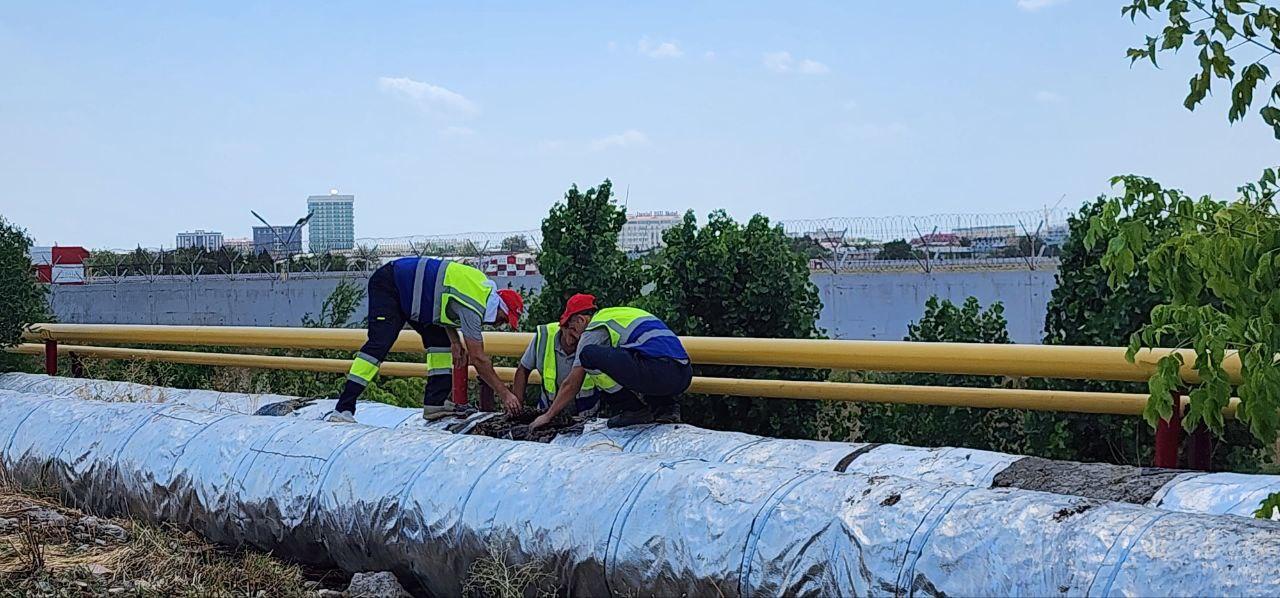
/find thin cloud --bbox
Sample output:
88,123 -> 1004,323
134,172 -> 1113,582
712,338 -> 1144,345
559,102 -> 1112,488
638,37 -> 683,59
798,59 -> 830,75
1034,90 -> 1065,103
590,129 -> 649,151
377,76 -> 479,117
763,51 -> 829,75
1017,0 -> 1068,11
703,50 -> 717,61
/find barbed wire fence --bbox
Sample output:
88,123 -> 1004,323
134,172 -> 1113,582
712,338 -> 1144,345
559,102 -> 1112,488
60,209 -> 1071,283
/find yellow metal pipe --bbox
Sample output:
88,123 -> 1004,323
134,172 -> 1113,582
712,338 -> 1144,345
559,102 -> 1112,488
22,323 -> 1229,383
10,343 -> 1234,418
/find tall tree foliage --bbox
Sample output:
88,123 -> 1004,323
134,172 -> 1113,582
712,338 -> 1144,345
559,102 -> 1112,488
853,298 -> 1074,456
644,210 -> 823,438
0,216 -> 48,371
1123,0 -> 1280,138
527,180 -> 643,327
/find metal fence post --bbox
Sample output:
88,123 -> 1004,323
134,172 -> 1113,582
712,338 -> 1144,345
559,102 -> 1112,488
1154,389 -> 1183,468
44,340 -> 58,376
478,385 -> 495,411
451,362 -> 468,406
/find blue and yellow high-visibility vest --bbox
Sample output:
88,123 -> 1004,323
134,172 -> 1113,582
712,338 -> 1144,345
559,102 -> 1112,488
347,257 -> 493,388
583,306 -> 688,393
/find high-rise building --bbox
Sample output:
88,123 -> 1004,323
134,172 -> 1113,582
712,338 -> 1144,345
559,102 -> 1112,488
307,190 -> 355,253
618,211 -> 681,253
175,230 -> 224,251
252,226 -> 303,256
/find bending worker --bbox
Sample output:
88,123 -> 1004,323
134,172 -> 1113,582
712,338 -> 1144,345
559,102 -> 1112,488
530,294 -> 691,430
325,256 -> 524,422
511,293 -> 603,416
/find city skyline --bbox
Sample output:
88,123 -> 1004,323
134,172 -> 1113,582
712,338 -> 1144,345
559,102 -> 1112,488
6,2 -> 1276,248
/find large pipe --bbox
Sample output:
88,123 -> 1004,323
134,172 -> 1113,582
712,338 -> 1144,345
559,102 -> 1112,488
2,391 -> 1279,596
22,322 -> 1234,383
5,373 -> 1277,519
9,344 -> 1234,417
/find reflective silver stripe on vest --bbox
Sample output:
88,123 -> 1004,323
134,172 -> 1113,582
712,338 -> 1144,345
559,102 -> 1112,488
594,315 -> 660,347
622,327 -> 679,350
430,262 -> 449,324
534,326 -> 550,371
410,258 -> 430,322
346,373 -> 371,387
442,285 -> 486,315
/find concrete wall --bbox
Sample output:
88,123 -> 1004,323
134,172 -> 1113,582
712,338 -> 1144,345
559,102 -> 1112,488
50,268 -> 1056,343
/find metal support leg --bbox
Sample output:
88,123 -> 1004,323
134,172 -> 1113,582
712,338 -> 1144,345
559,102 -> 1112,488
479,385 -> 495,412
1154,390 -> 1183,469
44,340 -> 58,376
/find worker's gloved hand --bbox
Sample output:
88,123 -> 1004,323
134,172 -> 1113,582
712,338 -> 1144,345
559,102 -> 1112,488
323,410 -> 356,423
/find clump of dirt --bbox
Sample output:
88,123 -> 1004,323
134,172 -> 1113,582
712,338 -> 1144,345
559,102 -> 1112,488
1052,504 -> 1095,522
467,409 -> 584,443
880,493 -> 901,507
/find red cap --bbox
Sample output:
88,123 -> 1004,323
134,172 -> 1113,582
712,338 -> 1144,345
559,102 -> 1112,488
496,289 -> 524,329
560,293 -> 598,326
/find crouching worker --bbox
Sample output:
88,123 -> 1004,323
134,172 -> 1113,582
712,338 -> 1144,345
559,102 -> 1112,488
530,294 -> 691,430
511,293 -> 604,417
323,257 -> 524,422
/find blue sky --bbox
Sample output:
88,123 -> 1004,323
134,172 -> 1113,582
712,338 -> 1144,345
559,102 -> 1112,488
2,0 -> 1276,248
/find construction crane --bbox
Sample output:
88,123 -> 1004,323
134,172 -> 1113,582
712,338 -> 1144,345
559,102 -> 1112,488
250,210 -> 313,260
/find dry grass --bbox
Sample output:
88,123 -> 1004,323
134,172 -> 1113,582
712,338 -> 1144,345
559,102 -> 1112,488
462,540 -> 557,598
0,465 -> 329,597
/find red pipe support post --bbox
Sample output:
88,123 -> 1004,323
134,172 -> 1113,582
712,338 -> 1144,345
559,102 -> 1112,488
44,340 -> 58,376
451,362 -> 468,406
1189,424 -> 1213,471
1153,389 -> 1183,468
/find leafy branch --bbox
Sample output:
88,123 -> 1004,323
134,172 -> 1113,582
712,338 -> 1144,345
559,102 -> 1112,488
1124,0 -> 1280,138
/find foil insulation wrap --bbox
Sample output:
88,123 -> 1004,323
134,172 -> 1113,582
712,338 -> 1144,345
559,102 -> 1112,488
3,391 -> 1280,595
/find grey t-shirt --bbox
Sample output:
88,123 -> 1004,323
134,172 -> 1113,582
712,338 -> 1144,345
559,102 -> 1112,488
445,302 -> 484,341
572,329 -> 613,370
519,334 -> 579,401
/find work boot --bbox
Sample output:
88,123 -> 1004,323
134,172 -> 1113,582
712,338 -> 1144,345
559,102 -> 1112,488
607,408 -> 655,429
651,403 -> 681,424
323,410 -> 357,424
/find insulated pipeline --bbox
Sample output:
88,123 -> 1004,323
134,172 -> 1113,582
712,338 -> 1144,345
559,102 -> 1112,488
3,391 -> 1280,596
5,373 -> 1280,518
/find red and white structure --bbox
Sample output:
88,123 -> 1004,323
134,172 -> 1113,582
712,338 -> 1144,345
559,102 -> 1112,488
29,246 -> 90,284
478,253 -> 539,277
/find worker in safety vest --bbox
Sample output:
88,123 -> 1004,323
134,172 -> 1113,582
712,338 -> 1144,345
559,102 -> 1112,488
530,294 -> 692,430
324,257 -> 524,422
511,294 -> 603,416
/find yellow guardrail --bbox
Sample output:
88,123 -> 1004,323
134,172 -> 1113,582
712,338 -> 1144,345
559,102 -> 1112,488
11,343 -> 1224,417
20,323 -> 1231,383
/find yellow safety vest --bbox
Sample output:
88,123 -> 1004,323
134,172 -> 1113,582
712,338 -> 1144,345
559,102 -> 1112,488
534,323 -> 599,397
582,306 -> 669,393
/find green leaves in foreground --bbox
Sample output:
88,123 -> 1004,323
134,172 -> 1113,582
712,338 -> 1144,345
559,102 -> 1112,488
1089,168 -> 1280,443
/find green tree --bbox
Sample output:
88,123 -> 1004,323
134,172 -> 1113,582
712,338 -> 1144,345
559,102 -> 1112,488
849,297 -> 1073,455
876,239 -> 917,260
527,180 -> 643,327
644,210 -> 824,438
501,235 -> 531,253
1089,171 -> 1278,440
1123,0 -> 1280,138
0,216 -> 48,371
